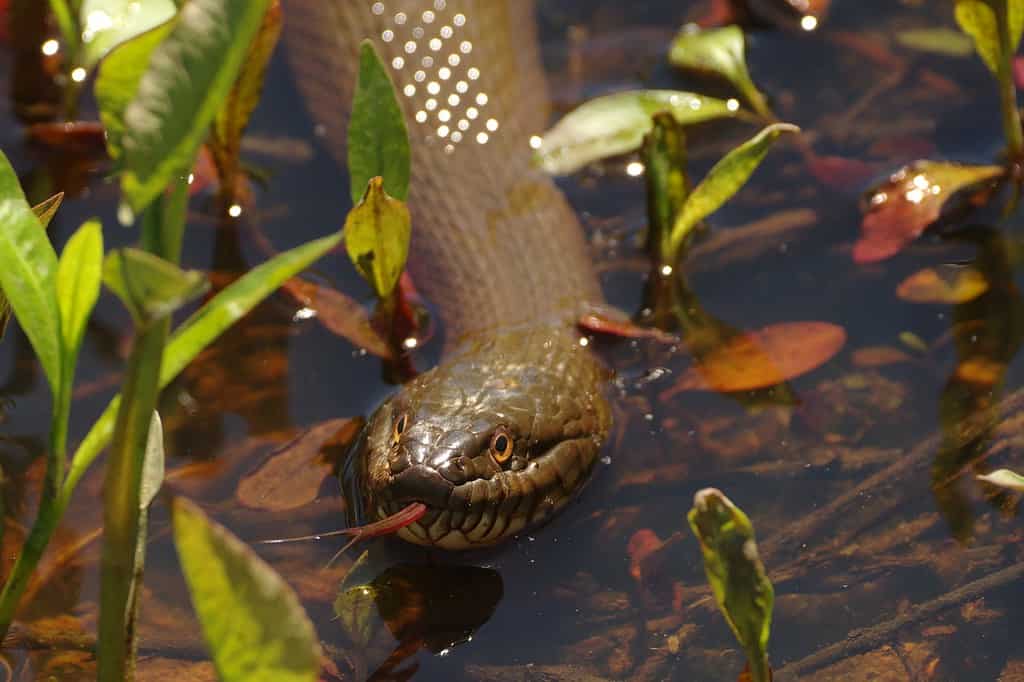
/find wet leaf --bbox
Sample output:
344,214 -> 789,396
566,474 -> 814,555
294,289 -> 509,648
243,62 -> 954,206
643,112 -> 690,260
103,247 -> 208,324
95,20 -> 175,161
348,39 -> 410,204
851,346 -> 913,368
854,161 -> 1004,263
344,176 -> 411,299
172,496 -> 322,682
0,151 -> 61,392
896,265 -> 989,304
209,1 -> 281,204
281,277 -> 392,359
895,27 -> 975,57
668,123 -> 799,260
78,0 -> 177,69
977,468 -> 1024,491
954,356 -> 1004,385
663,321 -> 845,396
578,310 -> 679,344
536,90 -> 737,175
688,488 -> 773,682
120,0 -> 274,212
955,0 -> 1002,74
237,417 -> 359,511
668,25 -> 771,117
31,192 -> 64,228
56,220 -> 104,366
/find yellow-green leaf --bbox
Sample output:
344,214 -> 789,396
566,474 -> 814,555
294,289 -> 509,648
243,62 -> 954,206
955,0 -> 1001,74
536,90 -> 738,175
344,176 -> 411,299
668,25 -> 771,117
79,0 -> 177,69
977,468 -> 1024,491
895,27 -> 975,56
56,219 -> 104,365
172,497 -> 321,682
688,488 -> 773,682
103,248 -> 208,324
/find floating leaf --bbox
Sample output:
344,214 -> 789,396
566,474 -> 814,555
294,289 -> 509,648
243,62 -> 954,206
344,176 -> 411,299
172,496 -> 321,682
348,39 -> 410,204
578,309 -> 679,344
854,161 -> 1004,263
0,152 -> 61,392
668,25 -> 771,117
103,248 -> 208,324
688,488 -> 773,682
895,27 -> 975,57
977,468 -> 1024,491
56,220 -> 104,366
536,90 -> 737,175
32,192 -> 64,229
663,321 -> 845,396
281,278 -> 392,359
851,346 -> 913,368
955,0 -> 1002,74
896,264 -> 989,304
78,0 -> 177,69
120,0 -> 274,212
209,1 -> 281,204
237,417 -> 360,511
668,123 -> 798,259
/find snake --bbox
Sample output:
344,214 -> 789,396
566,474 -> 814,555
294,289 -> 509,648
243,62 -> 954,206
284,0 -> 613,549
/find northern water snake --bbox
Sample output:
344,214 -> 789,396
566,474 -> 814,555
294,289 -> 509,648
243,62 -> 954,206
284,0 -> 612,548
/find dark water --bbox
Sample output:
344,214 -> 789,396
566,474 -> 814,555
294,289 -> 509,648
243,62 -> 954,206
3,0 -> 1024,680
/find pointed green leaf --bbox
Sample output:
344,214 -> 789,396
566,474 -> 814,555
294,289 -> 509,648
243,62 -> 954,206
537,90 -> 737,175
955,0 -> 1001,74
0,152 -> 61,393
48,0 -> 78,53
120,0 -> 274,212
642,112 -> 690,258
688,488 -> 773,682
172,496 -> 321,682
344,177 -> 411,299
79,0 -> 177,69
348,40 -> 411,204
95,20 -> 175,161
1009,0 -> 1024,55
977,468 -> 1024,491
668,123 -> 798,258
56,219 -> 104,367
668,25 -> 771,117
103,248 -> 208,323
32,192 -> 64,229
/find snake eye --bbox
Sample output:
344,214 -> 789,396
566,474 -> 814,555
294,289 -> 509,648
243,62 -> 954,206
392,413 -> 408,444
490,428 -> 513,463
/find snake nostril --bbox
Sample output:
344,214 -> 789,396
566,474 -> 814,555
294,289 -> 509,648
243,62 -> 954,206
436,456 -> 468,484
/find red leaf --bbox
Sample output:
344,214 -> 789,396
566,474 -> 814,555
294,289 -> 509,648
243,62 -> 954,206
627,529 -> 664,582
26,121 -> 107,156
282,277 -> 393,359
578,308 -> 678,344
1015,56 -> 1024,90
806,154 -> 879,191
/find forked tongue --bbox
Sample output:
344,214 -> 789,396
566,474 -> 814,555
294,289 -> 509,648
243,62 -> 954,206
260,502 -> 427,557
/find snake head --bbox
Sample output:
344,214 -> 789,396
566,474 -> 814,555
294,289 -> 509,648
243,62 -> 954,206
342,331 -> 611,550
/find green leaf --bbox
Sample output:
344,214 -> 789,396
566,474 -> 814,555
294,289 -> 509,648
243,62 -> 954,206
172,496 -> 321,682
79,0 -> 177,69
344,177 -> 411,299
977,468 -> 1024,491
48,0 -> 78,54
668,25 -> 772,118
103,248 -> 208,324
120,0 -> 274,212
895,27 -> 975,56
0,152 -> 61,393
32,192 -> 65,229
688,488 -> 773,682
1009,0 -> 1024,55
95,20 -> 175,161
955,0 -> 1001,74
642,112 -> 690,260
348,40 -> 411,204
668,123 -> 797,259
536,90 -> 738,175
56,219 -> 104,369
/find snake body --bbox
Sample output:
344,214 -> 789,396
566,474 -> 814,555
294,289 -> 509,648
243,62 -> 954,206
285,0 -> 612,548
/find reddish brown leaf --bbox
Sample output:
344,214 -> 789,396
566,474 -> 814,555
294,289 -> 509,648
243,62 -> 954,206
578,308 -> 679,344
26,121 -> 107,156
851,346 -> 913,368
806,153 -> 879,191
896,265 -> 989,304
236,417 -> 359,511
854,161 -> 1004,264
627,529 -> 664,582
282,277 -> 393,359
1016,56 -> 1024,89
662,321 -> 846,397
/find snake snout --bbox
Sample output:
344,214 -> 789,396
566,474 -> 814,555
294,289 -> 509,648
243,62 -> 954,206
387,464 -> 454,509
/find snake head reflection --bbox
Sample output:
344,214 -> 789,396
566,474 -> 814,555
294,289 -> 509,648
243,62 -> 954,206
342,331 -> 612,550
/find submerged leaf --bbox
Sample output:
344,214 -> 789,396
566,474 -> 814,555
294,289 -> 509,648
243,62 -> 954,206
851,346 -> 913,368
172,497 -> 321,682
344,176 -> 411,299
79,0 -> 176,69
663,321 -> 845,396
668,25 -> 771,117
854,161 -> 1004,263
281,278 -> 392,358
977,468 -> 1024,491
103,248 -> 208,324
688,488 -> 773,682
536,90 -> 738,175
895,27 -> 975,57
348,39 -> 410,204
896,264 -> 989,304
955,0 -> 1001,74
668,123 -> 798,259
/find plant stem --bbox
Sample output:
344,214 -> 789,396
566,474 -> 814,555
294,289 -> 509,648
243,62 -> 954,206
96,318 -> 167,682
999,2 -> 1024,159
